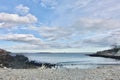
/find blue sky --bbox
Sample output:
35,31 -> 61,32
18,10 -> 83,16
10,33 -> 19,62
0,0 -> 120,52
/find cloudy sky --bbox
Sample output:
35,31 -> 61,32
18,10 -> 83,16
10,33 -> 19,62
0,0 -> 120,52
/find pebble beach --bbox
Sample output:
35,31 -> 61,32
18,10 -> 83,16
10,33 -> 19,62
0,65 -> 120,80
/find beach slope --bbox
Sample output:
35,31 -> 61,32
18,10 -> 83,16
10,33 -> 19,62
0,66 -> 120,80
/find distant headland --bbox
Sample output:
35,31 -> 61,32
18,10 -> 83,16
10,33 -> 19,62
89,46 -> 120,59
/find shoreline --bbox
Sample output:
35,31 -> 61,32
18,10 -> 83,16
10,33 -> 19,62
0,49 -> 120,80
0,65 -> 120,80
88,53 -> 120,60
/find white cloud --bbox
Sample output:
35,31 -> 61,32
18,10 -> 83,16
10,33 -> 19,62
0,34 -> 43,45
28,18 -> 120,48
40,0 -> 57,9
0,43 -> 43,52
0,13 -> 37,28
28,26 -> 78,49
73,18 -> 120,34
0,33 -> 75,49
0,13 -> 37,24
85,0 -> 120,18
10,44 -> 41,50
1,0 -> 120,51
29,26 -> 74,41
0,22 -> 17,28
84,30 -> 120,47
69,18 -> 120,47
46,0 -> 120,27
16,4 -> 30,15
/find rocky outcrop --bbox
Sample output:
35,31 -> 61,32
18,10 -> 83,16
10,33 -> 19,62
89,48 -> 120,59
0,49 -> 56,69
115,50 -> 120,56
0,49 -> 11,54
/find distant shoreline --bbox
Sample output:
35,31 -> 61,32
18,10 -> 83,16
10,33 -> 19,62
88,47 -> 120,60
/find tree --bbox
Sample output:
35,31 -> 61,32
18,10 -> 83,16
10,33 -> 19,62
111,43 -> 120,49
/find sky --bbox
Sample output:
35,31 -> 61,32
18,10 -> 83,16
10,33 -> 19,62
0,0 -> 120,52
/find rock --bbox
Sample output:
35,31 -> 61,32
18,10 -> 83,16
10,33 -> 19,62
43,63 -> 56,68
114,50 -> 120,56
0,49 -> 56,69
0,49 -> 11,55
41,65 -> 47,69
96,48 -> 119,56
88,48 -> 120,59
3,66 -> 7,69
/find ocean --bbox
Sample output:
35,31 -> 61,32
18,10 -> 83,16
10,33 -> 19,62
11,53 -> 120,69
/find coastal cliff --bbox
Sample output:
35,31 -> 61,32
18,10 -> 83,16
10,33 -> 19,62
89,47 -> 120,59
0,49 -> 55,69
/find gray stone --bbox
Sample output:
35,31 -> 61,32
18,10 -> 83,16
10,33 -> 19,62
115,50 -> 120,56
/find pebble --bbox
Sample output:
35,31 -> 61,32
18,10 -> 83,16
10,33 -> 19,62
0,66 -> 119,80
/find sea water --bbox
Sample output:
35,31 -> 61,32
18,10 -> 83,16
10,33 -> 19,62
11,53 -> 120,69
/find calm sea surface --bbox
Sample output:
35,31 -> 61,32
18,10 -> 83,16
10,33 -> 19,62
11,53 -> 120,69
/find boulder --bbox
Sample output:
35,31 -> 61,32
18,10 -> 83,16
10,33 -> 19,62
115,50 -> 120,56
